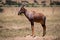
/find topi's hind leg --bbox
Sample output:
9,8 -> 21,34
42,16 -> 46,36
42,24 -> 46,37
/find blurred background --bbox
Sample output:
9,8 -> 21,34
0,0 -> 60,7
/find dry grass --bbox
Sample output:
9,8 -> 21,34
0,7 -> 60,40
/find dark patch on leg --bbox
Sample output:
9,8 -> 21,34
43,16 -> 46,25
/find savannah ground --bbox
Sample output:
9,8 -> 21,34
0,7 -> 60,40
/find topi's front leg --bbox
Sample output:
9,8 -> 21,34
31,25 -> 34,36
31,21 -> 35,37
